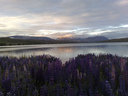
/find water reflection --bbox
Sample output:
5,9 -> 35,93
0,43 -> 128,63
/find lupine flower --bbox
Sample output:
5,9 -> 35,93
0,54 -> 128,95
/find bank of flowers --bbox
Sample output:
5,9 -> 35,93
0,54 -> 127,96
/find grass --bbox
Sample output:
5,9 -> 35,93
0,37 -> 78,46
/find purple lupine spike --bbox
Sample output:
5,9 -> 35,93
119,74 -> 126,96
95,91 -> 100,96
0,92 -> 3,96
117,89 -> 122,96
32,89 -> 39,96
88,88 -> 93,96
40,86 -> 48,96
105,80 -> 114,96
72,86 -> 78,96
50,76 -> 54,85
123,65 -> 128,90
6,92 -> 11,96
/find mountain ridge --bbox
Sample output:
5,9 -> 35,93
10,36 -> 54,41
100,37 -> 128,42
10,35 -> 109,42
57,36 -> 108,42
1,36 -> 128,46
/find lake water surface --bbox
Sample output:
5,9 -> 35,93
0,42 -> 128,63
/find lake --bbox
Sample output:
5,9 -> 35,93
0,42 -> 128,63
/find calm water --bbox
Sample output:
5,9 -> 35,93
0,42 -> 128,63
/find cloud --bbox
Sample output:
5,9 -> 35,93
0,24 -> 7,28
115,0 -> 128,6
0,0 -> 127,39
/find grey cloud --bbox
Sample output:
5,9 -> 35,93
0,0 -> 128,39
101,31 -> 128,39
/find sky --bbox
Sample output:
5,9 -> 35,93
0,0 -> 128,39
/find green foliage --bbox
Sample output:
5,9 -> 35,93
101,37 -> 128,42
0,43 -> 6,46
0,37 -> 77,46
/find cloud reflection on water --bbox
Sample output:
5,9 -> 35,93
0,43 -> 128,63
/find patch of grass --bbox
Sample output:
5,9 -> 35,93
0,37 -> 78,46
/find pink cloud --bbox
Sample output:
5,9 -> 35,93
116,0 -> 128,6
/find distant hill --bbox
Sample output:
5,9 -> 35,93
85,36 -> 108,42
57,37 -> 83,42
0,37 -> 55,46
101,37 -> 128,42
57,36 -> 108,42
0,36 -> 77,46
10,36 -> 54,41
0,36 -> 110,46
10,36 -> 108,42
